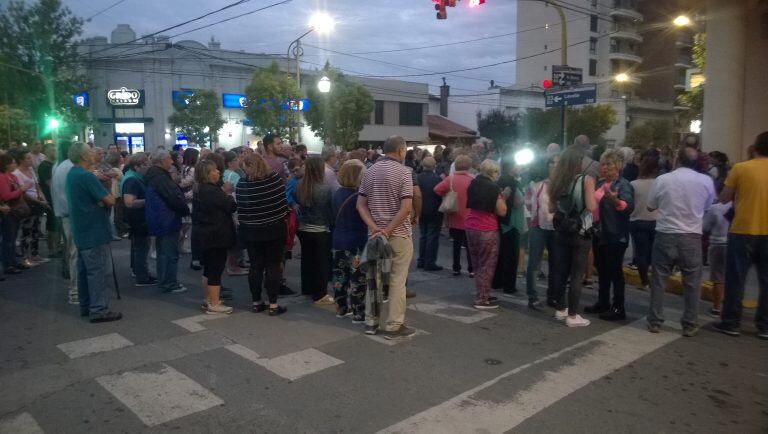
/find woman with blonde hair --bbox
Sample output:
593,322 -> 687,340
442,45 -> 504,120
434,154 -> 475,277
191,159 -> 236,314
236,154 -> 289,316
466,159 -> 507,309
331,159 -> 368,322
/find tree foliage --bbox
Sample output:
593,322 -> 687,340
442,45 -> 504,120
518,104 -> 616,145
304,63 -> 374,150
0,0 -> 88,145
677,33 -> 705,122
476,108 -> 519,152
243,61 -> 301,138
625,119 -> 673,149
168,89 -> 225,147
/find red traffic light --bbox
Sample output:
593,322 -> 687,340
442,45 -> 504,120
469,0 -> 485,6
542,79 -> 553,89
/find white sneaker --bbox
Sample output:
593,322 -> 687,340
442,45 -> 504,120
566,314 -> 591,327
204,302 -> 233,315
555,309 -> 568,321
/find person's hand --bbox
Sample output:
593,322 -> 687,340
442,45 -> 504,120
502,186 -> 512,199
20,181 -> 34,192
222,182 -> 234,195
603,186 -> 618,205
369,227 -> 384,239
0,204 -> 10,214
95,171 -> 110,181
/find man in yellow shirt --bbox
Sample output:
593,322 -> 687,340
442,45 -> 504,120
714,131 -> 768,340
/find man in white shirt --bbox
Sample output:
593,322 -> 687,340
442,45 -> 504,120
646,147 -> 715,337
322,146 -> 340,192
51,142 -> 78,304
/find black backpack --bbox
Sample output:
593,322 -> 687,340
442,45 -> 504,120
553,175 -> 584,235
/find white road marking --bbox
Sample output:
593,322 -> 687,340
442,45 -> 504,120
56,333 -> 134,359
96,363 -> 224,427
378,320 -> 680,434
408,301 -> 496,324
0,412 -> 44,434
225,345 -> 344,381
171,313 -> 232,332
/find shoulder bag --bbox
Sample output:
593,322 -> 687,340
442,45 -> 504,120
438,175 -> 458,214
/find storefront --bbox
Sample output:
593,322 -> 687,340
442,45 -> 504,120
97,86 -> 151,153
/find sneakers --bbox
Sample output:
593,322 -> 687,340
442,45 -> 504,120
351,316 -> 366,324
204,302 -> 233,315
758,330 -> 768,340
647,323 -> 661,333
314,294 -> 335,305
712,321 -> 740,337
707,308 -> 722,318
227,267 -> 249,276
190,260 -> 202,271
134,276 -> 158,287
554,309 -> 569,321
473,301 -> 499,310
268,305 -> 287,316
566,314 -> 591,327
336,308 -> 353,318
384,325 -> 416,340
682,325 -> 699,337
90,311 -> 123,323
163,284 -> 188,294
528,300 -> 543,310
68,288 -> 79,305
364,325 -> 378,335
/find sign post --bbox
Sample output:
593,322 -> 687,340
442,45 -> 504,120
551,66 -> 583,146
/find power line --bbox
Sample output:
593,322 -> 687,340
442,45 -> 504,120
85,0 -> 126,22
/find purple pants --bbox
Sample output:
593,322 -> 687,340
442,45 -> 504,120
466,229 -> 500,304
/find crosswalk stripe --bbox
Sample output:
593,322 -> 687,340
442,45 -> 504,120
0,412 -> 44,434
57,333 -> 134,359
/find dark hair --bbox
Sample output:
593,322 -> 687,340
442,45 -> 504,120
753,131 -> 768,157
638,150 -> 660,179
549,145 -> 586,208
295,144 -> 307,154
296,156 -> 324,207
182,148 -> 200,166
263,133 -> 280,147
0,153 -> 16,173
405,149 -> 415,161
677,147 -> 698,169
201,152 -> 225,173
223,151 -> 237,165
170,151 -> 182,170
681,133 -> 701,150
12,149 -> 30,165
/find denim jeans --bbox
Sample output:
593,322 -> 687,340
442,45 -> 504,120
629,220 -> 655,286
1,215 -> 20,271
76,243 -> 113,318
595,242 -> 628,308
131,233 -> 151,282
418,216 -> 442,268
550,231 -> 591,313
647,232 -> 702,328
155,231 -> 180,291
526,226 -> 555,302
721,234 -> 768,332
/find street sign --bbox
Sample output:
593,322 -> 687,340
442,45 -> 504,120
545,85 -> 597,108
552,65 -> 583,88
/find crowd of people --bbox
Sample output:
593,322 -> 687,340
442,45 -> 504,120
0,130 -> 765,340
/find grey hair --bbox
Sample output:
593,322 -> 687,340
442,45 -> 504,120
572,135 -> 590,150
151,149 -> 170,165
68,142 -> 90,164
321,146 -> 336,162
618,146 -> 635,164
421,156 -> 436,170
383,135 -> 406,154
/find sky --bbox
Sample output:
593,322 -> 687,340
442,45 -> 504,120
61,0 -> 521,96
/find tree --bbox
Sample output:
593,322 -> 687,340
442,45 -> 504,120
168,89 -> 225,147
304,63 -> 374,150
243,61 -> 300,138
625,119 -> 673,149
476,108 -> 519,152
0,0 -> 89,145
518,104 -> 616,145
677,33 -> 705,123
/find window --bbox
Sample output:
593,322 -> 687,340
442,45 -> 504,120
399,102 -> 423,126
590,15 -> 598,32
374,100 -> 384,125
544,65 -> 548,71
591,0 -> 597,7
589,37 -> 597,55
589,59 -> 597,76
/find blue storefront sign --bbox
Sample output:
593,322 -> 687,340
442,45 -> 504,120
223,93 -> 311,112
72,91 -> 88,107
172,90 -> 195,108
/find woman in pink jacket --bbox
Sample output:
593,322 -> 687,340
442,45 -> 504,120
434,155 -> 475,277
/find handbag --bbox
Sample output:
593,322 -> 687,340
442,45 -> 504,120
438,175 -> 458,214
9,196 -> 31,219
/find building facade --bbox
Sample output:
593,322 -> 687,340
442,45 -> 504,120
76,25 -> 429,152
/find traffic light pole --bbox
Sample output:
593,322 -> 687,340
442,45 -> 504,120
553,2 -> 568,148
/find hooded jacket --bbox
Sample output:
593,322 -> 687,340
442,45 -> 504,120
144,165 -> 189,236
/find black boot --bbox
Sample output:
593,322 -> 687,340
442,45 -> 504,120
584,302 -> 610,314
599,306 -> 627,321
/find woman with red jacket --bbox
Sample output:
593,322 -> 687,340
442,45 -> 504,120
434,154 -> 475,277
0,152 -> 33,275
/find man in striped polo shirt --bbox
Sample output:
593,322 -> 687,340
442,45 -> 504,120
357,135 -> 416,339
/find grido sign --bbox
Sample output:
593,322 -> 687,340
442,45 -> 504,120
107,87 -> 144,106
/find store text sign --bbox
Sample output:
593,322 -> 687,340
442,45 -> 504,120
107,87 -> 144,106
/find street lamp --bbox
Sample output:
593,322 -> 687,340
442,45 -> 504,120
47,118 -> 60,129
614,73 -> 631,83
318,76 -> 331,93
673,15 -> 691,27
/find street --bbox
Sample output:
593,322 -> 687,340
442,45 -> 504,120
0,235 -> 765,433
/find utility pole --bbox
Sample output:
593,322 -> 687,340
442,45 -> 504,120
552,2 -> 568,148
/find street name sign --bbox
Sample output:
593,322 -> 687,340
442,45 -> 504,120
552,65 -> 583,87
545,85 -> 597,108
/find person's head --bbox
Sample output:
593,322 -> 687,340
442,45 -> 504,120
29,141 -> 42,154
93,146 -> 105,163
296,156 -> 325,207
151,149 -> 173,171
43,144 -> 57,162
338,159 -> 365,188
263,133 -> 282,155
478,159 -> 501,182
370,153 -> 381,163
171,150 -> 183,168
382,135 -> 407,162
0,153 -> 17,173
107,143 -> 118,152
347,149 -> 366,163
295,144 -> 308,160
638,150 -> 660,179
241,154 -> 270,181
194,159 -> 220,191
421,156 -> 436,171
454,154 -> 473,171
442,147 -> 453,162
682,133 -> 700,150
321,146 -> 338,166
201,152 -> 225,174
751,131 -> 768,157
287,157 -> 304,179
572,135 -> 590,151
69,142 -> 96,169
126,152 -> 150,175
546,143 -> 561,155
677,146 -> 699,169
182,148 -> 200,167
106,150 -> 122,168
708,151 -> 728,168
617,147 -> 634,168
13,149 -> 32,168
223,151 -> 238,170
405,149 -> 415,161
599,149 -> 623,181
549,145 -> 586,202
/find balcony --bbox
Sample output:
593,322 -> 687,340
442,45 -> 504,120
609,47 -> 642,64
673,83 -> 686,90
611,24 -> 643,43
674,55 -> 693,68
675,34 -> 694,48
609,1 -> 643,21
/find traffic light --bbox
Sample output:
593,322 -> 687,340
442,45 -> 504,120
434,0 -> 447,19
542,79 -> 553,89
468,0 -> 486,6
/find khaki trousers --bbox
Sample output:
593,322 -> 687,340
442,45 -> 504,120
382,236 -> 413,332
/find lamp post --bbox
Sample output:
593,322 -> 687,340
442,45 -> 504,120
287,12 -> 334,142
318,76 -> 331,93
47,117 -> 60,144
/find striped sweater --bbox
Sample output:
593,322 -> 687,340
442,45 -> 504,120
235,172 -> 288,228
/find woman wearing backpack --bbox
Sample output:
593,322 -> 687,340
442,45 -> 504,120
549,146 -> 597,327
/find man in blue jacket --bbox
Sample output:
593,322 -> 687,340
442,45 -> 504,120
416,157 -> 443,271
145,149 -> 190,293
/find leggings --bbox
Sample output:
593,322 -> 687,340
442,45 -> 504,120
201,247 -> 228,286
245,237 -> 285,305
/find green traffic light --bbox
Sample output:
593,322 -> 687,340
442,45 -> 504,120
48,118 -> 60,129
